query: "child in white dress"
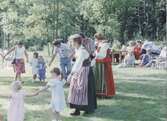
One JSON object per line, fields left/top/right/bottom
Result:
{"left": 37, "top": 67, "right": 66, "bottom": 121}
{"left": 0, "top": 81, "right": 38, "bottom": 121}
{"left": 30, "top": 52, "right": 39, "bottom": 82}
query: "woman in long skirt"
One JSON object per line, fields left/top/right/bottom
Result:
{"left": 67, "top": 34, "right": 96, "bottom": 116}
{"left": 80, "top": 33, "right": 97, "bottom": 113}
{"left": 94, "top": 33, "right": 115, "bottom": 97}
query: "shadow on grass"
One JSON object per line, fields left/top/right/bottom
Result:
{"left": 92, "top": 103, "right": 166, "bottom": 121}
{"left": 24, "top": 97, "right": 166, "bottom": 121}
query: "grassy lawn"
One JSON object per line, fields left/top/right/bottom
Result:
{"left": 0, "top": 66, "right": 166, "bottom": 121}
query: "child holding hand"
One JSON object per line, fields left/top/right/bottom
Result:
{"left": 37, "top": 67, "right": 66, "bottom": 121}
{"left": 30, "top": 52, "right": 39, "bottom": 82}
{"left": 0, "top": 81, "right": 39, "bottom": 121}
{"left": 38, "top": 56, "right": 46, "bottom": 82}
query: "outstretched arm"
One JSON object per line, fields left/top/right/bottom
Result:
{"left": 49, "top": 54, "right": 56, "bottom": 66}
{"left": 4, "top": 47, "right": 15, "bottom": 58}
{"left": 36, "top": 85, "right": 50, "bottom": 94}
{"left": 25, "top": 85, "right": 49, "bottom": 97}
{"left": 25, "top": 92, "right": 39, "bottom": 97}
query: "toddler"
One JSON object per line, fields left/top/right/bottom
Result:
{"left": 38, "top": 67, "right": 66, "bottom": 121}
{"left": 38, "top": 56, "right": 46, "bottom": 82}
{"left": 30, "top": 52, "right": 39, "bottom": 82}
{"left": 6, "top": 81, "right": 38, "bottom": 121}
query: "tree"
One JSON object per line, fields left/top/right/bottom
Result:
{"left": 0, "top": 0, "right": 166, "bottom": 49}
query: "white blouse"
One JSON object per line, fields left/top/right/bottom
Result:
{"left": 15, "top": 46, "right": 25, "bottom": 59}
{"left": 96, "top": 42, "right": 110, "bottom": 59}
{"left": 71, "top": 45, "right": 89, "bottom": 73}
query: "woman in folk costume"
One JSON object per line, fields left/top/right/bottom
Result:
{"left": 80, "top": 33, "right": 97, "bottom": 113}
{"left": 67, "top": 34, "right": 96, "bottom": 116}
{"left": 94, "top": 33, "right": 115, "bottom": 97}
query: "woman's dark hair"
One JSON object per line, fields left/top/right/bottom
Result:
{"left": 51, "top": 67, "right": 63, "bottom": 79}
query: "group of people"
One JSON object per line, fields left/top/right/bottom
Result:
{"left": 0, "top": 32, "right": 116, "bottom": 121}
{"left": 119, "top": 40, "right": 167, "bottom": 69}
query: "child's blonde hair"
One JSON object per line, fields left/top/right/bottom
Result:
{"left": 50, "top": 67, "right": 63, "bottom": 80}
{"left": 11, "top": 81, "right": 22, "bottom": 92}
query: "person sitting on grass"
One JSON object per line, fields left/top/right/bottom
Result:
{"left": 140, "top": 49, "right": 152, "bottom": 67}
{"left": 158, "top": 46, "right": 167, "bottom": 61}
{"left": 38, "top": 55, "right": 46, "bottom": 82}
{"left": 124, "top": 50, "right": 135, "bottom": 66}
{"left": 154, "top": 46, "right": 167, "bottom": 69}
{"left": 30, "top": 52, "right": 39, "bottom": 82}
{"left": 37, "top": 67, "right": 66, "bottom": 121}
{"left": 0, "top": 81, "right": 39, "bottom": 121}
{"left": 118, "top": 49, "right": 135, "bottom": 68}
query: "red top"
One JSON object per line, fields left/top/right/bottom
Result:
{"left": 134, "top": 46, "right": 141, "bottom": 60}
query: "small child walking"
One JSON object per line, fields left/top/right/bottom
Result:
{"left": 38, "top": 56, "right": 46, "bottom": 82}
{"left": 5, "top": 81, "right": 38, "bottom": 121}
{"left": 140, "top": 49, "right": 152, "bottom": 67}
{"left": 30, "top": 52, "right": 39, "bottom": 82}
{"left": 37, "top": 67, "right": 66, "bottom": 121}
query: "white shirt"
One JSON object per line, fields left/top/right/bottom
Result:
{"left": 96, "top": 42, "right": 110, "bottom": 59}
{"left": 47, "top": 78, "right": 65, "bottom": 112}
{"left": 15, "top": 46, "right": 25, "bottom": 59}
{"left": 160, "top": 47, "right": 167, "bottom": 58}
{"left": 72, "top": 45, "right": 89, "bottom": 73}
{"left": 30, "top": 58, "right": 38, "bottom": 74}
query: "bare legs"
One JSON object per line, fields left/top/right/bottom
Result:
{"left": 15, "top": 73, "right": 21, "bottom": 81}
{"left": 48, "top": 108, "right": 62, "bottom": 121}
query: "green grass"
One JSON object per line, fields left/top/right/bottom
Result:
{"left": 0, "top": 66, "right": 167, "bottom": 121}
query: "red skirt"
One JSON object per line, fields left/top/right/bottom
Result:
{"left": 15, "top": 59, "right": 25, "bottom": 75}
{"left": 95, "top": 57, "right": 116, "bottom": 97}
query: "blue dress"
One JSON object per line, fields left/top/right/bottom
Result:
{"left": 38, "top": 62, "right": 46, "bottom": 81}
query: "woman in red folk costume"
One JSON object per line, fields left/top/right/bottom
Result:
{"left": 94, "top": 33, "right": 115, "bottom": 97}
